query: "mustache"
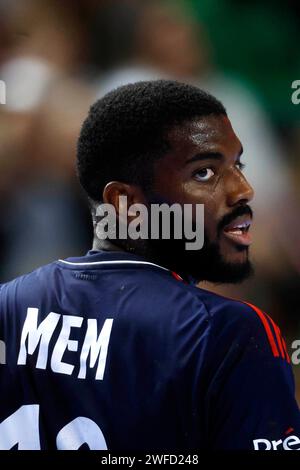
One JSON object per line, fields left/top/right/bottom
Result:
{"left": 217, "top": 205, "right": 253, "bottom": 236}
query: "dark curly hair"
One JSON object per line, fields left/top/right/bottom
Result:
{"left": 77, "top": 80, "right": 226, "bottom": 202}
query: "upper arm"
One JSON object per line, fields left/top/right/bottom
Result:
{"left": 206, "top": 301, "right": 300, "bottom": 450}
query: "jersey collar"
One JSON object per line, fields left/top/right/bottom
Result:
{"left": 58, "top": 249, "right": 184, "bottom": 282}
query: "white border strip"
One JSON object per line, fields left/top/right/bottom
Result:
{"left": 58, "top": 259, "right": 169, "bottom": 272}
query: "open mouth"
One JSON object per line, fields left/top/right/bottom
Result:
{"left": 223, "top": 216, "right": 252, "bottom": 246}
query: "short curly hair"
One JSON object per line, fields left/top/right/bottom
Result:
{"left": 77, "top": 80, "right": 226, "bottom": 202}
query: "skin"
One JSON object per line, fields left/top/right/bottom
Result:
{"left": 93, "top": 114, "right": 254, "bottom": 282}
{"left": 151, "top": 115, "right": 254, "bottom": 266}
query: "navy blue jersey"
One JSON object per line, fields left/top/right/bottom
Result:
{"left": 0, "top": 249, "right": 299, "bottom": 450}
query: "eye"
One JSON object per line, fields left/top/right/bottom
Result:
{"left": 236, "top": 161, "right": 246, "bottom": 171}
{"left": 194, "top": 168, "right": 215, "bottom": 182}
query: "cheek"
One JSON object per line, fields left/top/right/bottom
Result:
{"left": 180, "top": 183, "right": 222, "bottom": 239}
{"left": 203, "top": 205, "right": 218, "bottom": 239}
{"left": 152, "top": 171, "right": 183, "bottom": 202}
{"left": 202, "top": 185, "right": 227, "bottom": 239}
{"left": 192, "top": 191, "right": 219, "bottom": 239}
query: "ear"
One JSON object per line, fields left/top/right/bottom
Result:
{"left": 102, "top": 181, "right": 147, "bottom": 222}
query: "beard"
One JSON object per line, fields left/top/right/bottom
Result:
{"left": 134, "top": 234, "right": 254, "bottom": 284}
{"left": 108, "top": 232, "right": 253, "bottom": 284}
{"left": 108, "top": 194, "right": 254, "bottom": 284}
{"left": 121, "top": 201, "right": 254, "bottom": 284}
{"left": 185, "top": 237, "right": 253, "bottom": 284}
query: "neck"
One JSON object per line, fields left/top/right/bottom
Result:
{"left": 92, "top": 237, "right": 194, "bottom": 282}
{"left": 92, "top": 238, "right": 125, "bottom": 252}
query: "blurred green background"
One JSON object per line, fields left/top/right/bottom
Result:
{"left": 0, "top": 0, "right": 300, "bottom": 396}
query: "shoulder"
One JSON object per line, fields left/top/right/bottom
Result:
{"left": 0, "top": 261, "right": 60, "bottom": 306}
{"left": 197, "top": 288, "right": 290, "bottom": 364}
{"left": 174, "top": 283, "right": 290, "bottom": 363}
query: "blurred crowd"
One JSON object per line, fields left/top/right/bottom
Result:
{"left": 0, "top": 0, "right": 300, "bottom": 389}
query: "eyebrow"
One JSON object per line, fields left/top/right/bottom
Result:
{"left": 185, "top": 146, "right": 243, "bottom": 165}
{"left": 185, "top": 152, "right": 223, "bottom": 165}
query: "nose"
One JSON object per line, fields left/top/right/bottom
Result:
{"left": 225, "top": 169, "right": 254, "bottom": 207}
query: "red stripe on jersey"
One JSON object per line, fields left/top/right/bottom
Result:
{"left": 285, "top": 427, "right": 294, "bottom": 435}
{"left": 265, "top": 313, "right": 285, "bottom": 359}
{"left": 244, "top": 302, "right": 280, "bottom": 358}
{"left": 171, "top": 271, "right": 183, "bottom": 282}
{"left": 264, "top": 312, "right": 289, "bottom": 361}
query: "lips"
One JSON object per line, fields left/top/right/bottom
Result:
{"left": 223, "top": 215, "right": 252, "bottom": 246}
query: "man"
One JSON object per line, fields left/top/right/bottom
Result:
{"left": 0, "top": 80, "right": 299, "bottom": 450}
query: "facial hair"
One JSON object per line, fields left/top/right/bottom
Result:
{"left": 129, "top": 203, "right": 254, "bottom": 284}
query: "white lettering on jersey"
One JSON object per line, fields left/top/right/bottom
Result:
{"left": 79, "top": 318, "right": 114, "bottom": 380}
{"left": 0, "top": 405, "right": 108, "bottom": 450}
{"left": 17, "top": 308, "right": 114, "bottom": 380}
{"left": 56, "top": 416, "right": 107, "bottom": 450}
{"left": 17, "top": 308, "right": 60, "bottom": 369}
{"left": 0, "top": 405, "right": 41, "bottom": 450}
{"left": 51, "top": 315, "right": 83, "bottom": 375}
{"left": 253, "top": 435, "right": 300, "bottom": 450}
